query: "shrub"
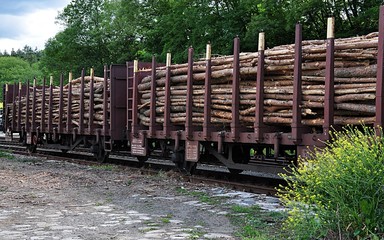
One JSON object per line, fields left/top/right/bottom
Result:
{"left": 278, "top": 126, "right": 384, "bottom": 239}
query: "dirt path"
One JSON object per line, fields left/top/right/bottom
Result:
{"left": 0, "top": 154, "right": 283, "bottom": 240}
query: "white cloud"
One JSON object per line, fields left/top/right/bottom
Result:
{"left": 0, "top": 0, "right": 70, "bottom": 53}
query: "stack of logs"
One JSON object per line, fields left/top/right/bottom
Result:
{"left": 138, "top": 32, "right": 379, "bottom": 129}
{"left": 8, "top": 76, "right": 107, "bottom": 129}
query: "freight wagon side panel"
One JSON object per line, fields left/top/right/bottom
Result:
{"left": 110, "top": 65, "right": 128, "bottom": 141}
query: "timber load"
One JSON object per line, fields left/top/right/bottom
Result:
{"left": 8, "top": 76, "right": 106, "bottom": 129}
{"left": 137, "top": 32, "right": 379, "bottom": 129}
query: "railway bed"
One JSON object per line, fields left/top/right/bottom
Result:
{"left": 0, "top": 139, "right": 283, "bottom": 195}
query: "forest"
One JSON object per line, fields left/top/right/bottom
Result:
{"left": 1, "top": 0, "right": 383, "bottom": 94}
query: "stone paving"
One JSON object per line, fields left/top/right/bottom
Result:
{"left": 0, "top": 155, "right": 284, "bottom": 240}
{"left": 0, "top": 195, "right": 238, "bottom": 240}
{"left": 0, "top": 204, "right": 234, "bottom": 239}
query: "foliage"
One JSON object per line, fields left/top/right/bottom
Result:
{"left": 229, "top": 205, "right": 286, "bottom": 239}
{"left": 0, "top": 56, "right": 44, "bottom": 99}
{"left": 141, "top": 0, "right": 255, "bottom": 62}
{"left": 40, "top": 0, "right": 112, "bottom": 80}
{"left": 2, "top": 0, "right": 384, "bottom": 86}
{"left": 40, "top": 0, "right": 384, "bottom": 76}
{"left": 0, "top": 150, "right": 14, "bottom": 159}
{"left": 278, "top": 126, "right": 384, "bottom": 239}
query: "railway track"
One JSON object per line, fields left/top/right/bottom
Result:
{"left": 0, "top": 138, "right": 284, "bottom": 195}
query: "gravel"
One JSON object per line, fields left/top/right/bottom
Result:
{"left": 0, "top": 154, "right": 284, "bottom": 240}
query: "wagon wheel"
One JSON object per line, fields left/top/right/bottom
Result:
{"left": 93, "top": 142, "right": 109, "bottom": 163}
{"left": 27, "top": 144, "right": 37, "bottom": 154}
{"left": 27, "top": 135, "right": 38, "bottom": 154}
{"left": 136, "top": 156, "right": 148, "bottom": 166}
{"left": 183, "top": 161, "right": 197, "bottom": 175}
{"left": 171, "top": 150, "right": 197, "bottom": 175}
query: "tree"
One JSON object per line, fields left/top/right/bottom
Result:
{"left": 105, "top": 0, "right": 144, "bottom": 62}
{"left": 0, "top": 57, "right": 44, "bottom": 100}
{"left": 39, "top": 0, "right": 384, "bottom": 77}
{"left": 140, "top": 0, "right": 255, "bottom": 63}
{"left": 282, "top": 0, "right": 384, "bottom": 40}
{"left": 244, "top": 0, "right": 292, "bottom": 49}
{"left": 40, "top": 0, "right": 112, "bottom": 78}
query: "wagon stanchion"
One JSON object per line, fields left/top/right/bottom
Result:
{"left": 11, "top": 83, "right": 17, "bottom": 132}
{"left": 48, "top": 77, "right": 53, "bottom": 133}
{"left": 31, "top": 78, "right": 36, "bottom": 132}
{"left": 231, "top": 37, "right": 241, "bottom": 141}
{"left": 292, "top": 24, "right": 304, "bottom": 143}
{"left": 58, "top": 74, "right": 64, "bottom": 134}
{"left": 255, "top": 32, "right": 266, "bottom": 142}
{"left": 323, "top": 17, "right": 335, "bottom": 139}
{"left": 4, "top": 84, "right": 8, "bottom": 132}
{"left": 17, "top": 82, "right": 22, "bottom": 132}
{"left": 149, "top": 56, "right": 158, "bottom": 137}
{"left": 203, "top": 43, "right": 212, "bottom": 140}
{"left": 25, "top": 79, "right": 30, "bottom": 133}
{"left": 375, "top": 5, "right": 384, "bottom": 131}
{"left": 66, "top": 72, "right": 73, "bottom": 133}
{"left": 88, "top": 68, "right": 95, "bottom": 133}
{"left": 186, "top": 47, "right": 194, "bottom": 139}
{"left": 40, "top": 78, "right": 46, "bottom": 132}
{"left": 163, "top": 53, "right": 172, "bottom": 138}
{"left": 79, "top": 70, "right": 85, "bottom": 134}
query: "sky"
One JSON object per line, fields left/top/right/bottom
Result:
{"left": 0, "top": 0, "right": 71, "bottom": 53}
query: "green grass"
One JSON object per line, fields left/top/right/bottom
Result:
{"left": 187, "top": 228, "right": 206, "bottom": 240}
{"left": 0, "top": 150, "right": 15, "bottom": 159}
{"left": 175, "top": 187, "right": 222, "bottom": 205}
{"left": 0, "top": 150, "right": 14, "bottom": 159}
{"left": 151, "top": 170, "right": 167, "bottom": 180}
{"left": 175, "top": 187, "right": 286, "bottom": 239}
{"left": 160, "top": 213, "right": 173, "bottom": 224}
{"left": 229, "top": 205, "right": 287, "bottom": 239}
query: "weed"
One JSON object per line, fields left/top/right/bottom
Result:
{"left": 125, "top": 180, "right": 133, "bottom": 186}
{"left": 144, "top": 220, "right": 160, "bottom": 227}
{"left": 278, "top": 126, "right": 384, "bottom": 239}
{"left": 176, "top": 187, "right": 222, "bottom": 205}
{"left": 176, "top": 186, "right": 188, "bottom": 194}
{"left": 228, "top": 205, "right": 286, "bottom": 239}
{"left": 188, "top": 228, "right": 205, "bottom": 240}
{"left": 152, "top": 170, "right": 167, "bottom": 180}
{"left": 160, "top": 213, "right": 173, "bottom": 224}
{"left": 160, "top": 217, "right": 170, "bottom": 223}
{"left": 0, "top": 151, "right": 14, "bottom": 159}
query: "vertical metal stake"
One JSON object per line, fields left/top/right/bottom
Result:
{"left": 203, "top": 43, "right": 212, "bottom": 140}
{"left": 323, "top": 17, "right": 335, "bottom": 139}
{"left": 186, "top": 47, "right": 194, "bottom": 139}
{"left": 149, "top": 56, "right": 157, "bottom": 137}
{"left": 292, "top": 24, "right": 303, "bottom": 143}
{"left": 375, "top": 6, "right": 384, "bottom": 131}
{"left": 231, "top": 37, "right": 240, "bottom": 141}
{"left": 255, "top": 32, "right": 266, "bottom": 141}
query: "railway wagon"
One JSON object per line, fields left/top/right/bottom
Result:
{"left": 3, "top": 63, "right": 150, "bottom": 162}
{"left": 3, "top": 7, "right": 384, "bottom": 175}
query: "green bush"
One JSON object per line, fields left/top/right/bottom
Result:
{"left": 278, "top": 126, "right": 384, "bottom": 239}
